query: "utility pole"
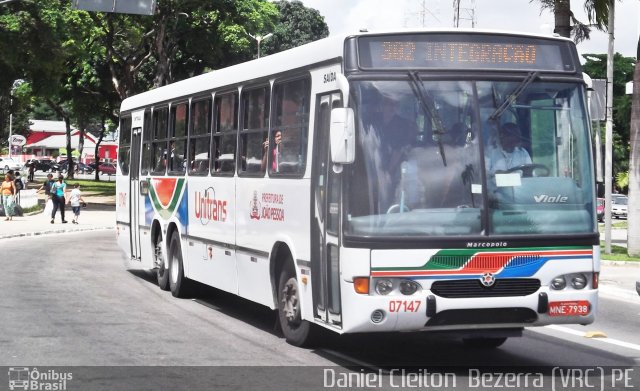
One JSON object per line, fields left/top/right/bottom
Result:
{"left": 453, "top": 0, "right": 476, "bottom": 28}
{"left": 603, "top": 0, "right": 615, "bottom": 254}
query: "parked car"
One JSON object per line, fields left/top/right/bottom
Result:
{"left": 98, "top": 163, "right": 116, "bottom": 175}
{"left": 0, "top": 157, "right": 24, "bottom": 172}
{"left": 611, "top": 195, "right": 628, "bottom": 219}
{"left": 52, "top": 160, "right": 94, "bottom": 174}
{"left": 596, "top": 198, "right": 605, "bottom": 222}
{"left": 26, "top": 159, "right": 55, "bottom": 172}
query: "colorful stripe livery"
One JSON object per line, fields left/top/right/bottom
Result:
{"left": 371, "top": 247, "right": 593, "bottom": 280}
{"left": 145, "top": 178, "right": 189, "bottom": 231}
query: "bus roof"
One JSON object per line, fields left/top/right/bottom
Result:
{"left": 119, "top": 28, "right": 572, "bottom": 113}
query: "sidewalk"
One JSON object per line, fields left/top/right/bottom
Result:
{"left": 0, "top": 196, "right": 115, "bottom": 240}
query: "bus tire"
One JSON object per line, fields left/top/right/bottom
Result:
{"left": 168, "top": 231, "right": 193, "bottom": 298}
{"left": 277, "top": 264, "right": 315, "bottom": 347}
{"left": 462, "top": 337, "right": 507, "bottom": 349}
{"left": 155, "top": 231, "right": 170, "bottom": 291}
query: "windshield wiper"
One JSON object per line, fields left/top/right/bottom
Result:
{"left": 408, "top": 71, "right": 447, "bottom": 166}
{"left": 489, "top": 71, "right": 539, "bottom": 121}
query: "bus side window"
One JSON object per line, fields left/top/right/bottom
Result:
{"left": 151, "top": 107, "right": 169, "bottom": 175}
{"left": 188, "top": 97, "right": 212, "bottom": 176}
{"left": 239, "top": 86, "right": 270, "bottom": 175}
{"left": 213, "top": 92, "right": 238, "bottom": 175}
{"left": 270, "top": 76, "right": 310, "bottom": 176}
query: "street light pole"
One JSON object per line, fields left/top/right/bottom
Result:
{"left": 7, "top": 79, "right": 24, "bottom": 158}
{"left": 247, "top": 32, "right": 273, "bottom": 58}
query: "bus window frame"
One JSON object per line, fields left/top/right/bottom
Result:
{"left": 167, "top": 101, "right": 189, "bottom": 176}
{"left": 118, "top": 115, "right": 132, "bottom": 176}
{"left": 238, "top": 84, "right": 271, "bottom": 177}
{"left": 212, "top": 90, "right": 239, "bottom": 176}
{"left": 150, "top": 106, "right": 169, "bottom": 176}
{"left": 269, "top": 75, "right": 311, "bottom": 179}
{"left": 187, "top": 95, "right": 213, "bottom": 177}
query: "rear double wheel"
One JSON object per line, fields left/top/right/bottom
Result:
{"left": 168, "top": 231, "right": 193, "bottom": 298}
{"left": 154, "top": 231, "right": 170, "bottom": 291}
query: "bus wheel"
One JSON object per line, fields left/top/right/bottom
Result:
{"left": 462, "top": 337, "right": 507, "bottom": 349}
{"left": 155, "top": 232, "right": 170, "bottom": 291}
{"left": 277, "top": 264, "right": 315, "bottom": 347}
{"left": 168, "top": 231, "right": 193, "bottom": 298}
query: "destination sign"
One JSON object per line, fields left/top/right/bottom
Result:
{"left": 358, "top": 34, "right": 575, "bottom": 72}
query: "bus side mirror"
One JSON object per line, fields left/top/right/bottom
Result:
{"left": 330, "top": 107, "right": 355, "bottom": 164}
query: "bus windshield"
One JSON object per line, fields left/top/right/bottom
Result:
{"left": 345, "top": 78, "right": 595, "bottom": 238}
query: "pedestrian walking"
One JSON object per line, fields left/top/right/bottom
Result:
{"left": 38, "top": 173, "right": 56, "bottom": 217}
{"left": 28, "top": 162, "right": 35, "bottom": 182}
{"left": 68, "top": 183, "right": 86, "bottom": 224}
{"left": 50, "top": 175, "right": 68, "bottom": 224}
{"left": 1, "top": 172, "right": 17, "bottom": 221}
{"left": 13, "top": 171, "right": 25, "bottom": 205}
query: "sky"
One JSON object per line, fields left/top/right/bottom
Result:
{"left": 299, "top": 0, "right": 639, "bottom": 59}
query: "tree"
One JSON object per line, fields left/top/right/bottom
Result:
{"left": 582, "top": 53, "right": 634, "bottom": 180}
{"left": 533, "top": 0, "right": 612, "bottom": 42}
{"left": 262, "top": 1, "right": 329, "bottom": 55}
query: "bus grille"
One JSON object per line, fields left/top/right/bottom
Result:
{"left": 430, "top": 278, "right": 541, "bottom": 298}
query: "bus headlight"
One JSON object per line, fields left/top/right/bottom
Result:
{"left": 551, "top": 276, "right": 566, "bottom": 290}
{"left": 399, "top": 280, "right": 421, "bottom": 295}
{"left": 375, "top": 279, "right": 393, "bottom": 295}
{"left": 570, "top": 274, "right": 588, "bottom": 289}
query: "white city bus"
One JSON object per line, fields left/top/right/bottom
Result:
{"left": 116, "top": 29, "right": 599, "bottom": 348}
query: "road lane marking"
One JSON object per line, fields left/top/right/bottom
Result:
{"left": 542, "top": 324, "right": 640, "bottom": 352}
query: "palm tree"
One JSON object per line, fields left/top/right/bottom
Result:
{"left": 533, "top": 0, "right": 611, "bottom": 42}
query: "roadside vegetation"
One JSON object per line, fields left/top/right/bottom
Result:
{"left": 600, "top": 242, "right": 640, "bottom": 262}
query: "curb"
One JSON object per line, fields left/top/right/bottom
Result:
{"left": 0, "top": 226, "right": 114, "bottom": 240}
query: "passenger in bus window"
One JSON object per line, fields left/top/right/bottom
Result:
{"left": 261, "top": 129, "right": 282, "bottom": 172}
{"left": 485, "top": 122, "right": 531, "bottom": 175}
{"left": 168, "top": 141, "right": 184, "bottom": 171}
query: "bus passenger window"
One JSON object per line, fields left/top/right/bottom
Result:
{"left": 213, "top": 92, "right": 238, "bottom": 175}
{"left": 239, "top": 86, "right": 270, "bottom": 176}
{"left": 270, "top": 76, "right": 310, "bottom": 176}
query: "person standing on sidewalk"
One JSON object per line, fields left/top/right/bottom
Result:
{"left": 50, "top": 175, "right": 68, "bottom": 224}
{"left": 67, "top": 183, "right": 86, "bottom": 224}
{"left": 1, "top": 172, "right": 17, "bottom": 221}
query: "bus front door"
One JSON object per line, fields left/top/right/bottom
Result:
{"left": 130, "top": 126, "right": 142, "bottom": 260}
{"left": 311, "top": 93, "right": 343, "bottom": 327}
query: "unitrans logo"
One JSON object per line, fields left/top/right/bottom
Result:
{"left": 194, "top": 187, "right": 227, "bottom": 224}
{"left": 8, "top": 367, "right": 73, "bottom": 390}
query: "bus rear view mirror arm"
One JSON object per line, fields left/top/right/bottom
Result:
{"left": 330, "top": 107, "right": 355, "bottom": 165}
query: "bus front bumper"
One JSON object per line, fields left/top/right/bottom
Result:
{"left": 338, "top": 287, "right": 598, "bottom": 334}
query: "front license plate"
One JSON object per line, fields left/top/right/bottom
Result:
{"left": 548, "top": 300, "right": 590, "bottom": 316}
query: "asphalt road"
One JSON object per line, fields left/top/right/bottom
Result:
{"left": 2, "top": 231, "right": 640, "bottom": 390}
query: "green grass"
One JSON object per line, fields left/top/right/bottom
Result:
{"left": 600, "top": 242, "right": 640, "bottom": 261}
{"left": 64, "top": 179, "right": 116, "bottom": 196}
{"left": 22, "top": 204, "right": 43, "bottom": 214}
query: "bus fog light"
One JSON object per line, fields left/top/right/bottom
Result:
{"left": 399, "top": 280, "right": 420, "bottom": 295}
{"left": 551, "top": 276, "right": 566, "bottom": 290}
{"left": 371, "top": 309, "right": 385, "bottom": 323}
{"left": 571, "top": 274, "right": 587, "bottom": 289}
{"left": 375, "top": 280, "right": 393, "bottom": 295}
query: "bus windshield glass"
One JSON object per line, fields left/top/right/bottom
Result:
{"left": 345, "top": 78, "right": 595, "bottom": 237}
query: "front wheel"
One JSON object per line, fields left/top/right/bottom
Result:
{"left": 462, "top": 337, "right": 507, "bottom": 349}
{"left": 277, "top": 264, "right": 316, "bottom": 347}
